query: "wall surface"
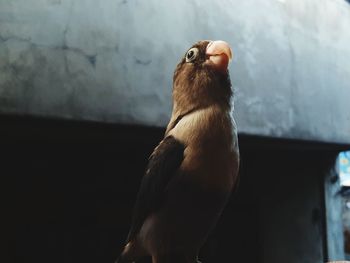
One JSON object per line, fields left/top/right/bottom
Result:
{"left": 325, "top": 162, "right": 345, "bottom": 261}
{"left": 1, "top": 0, "right": 350, "bottom": 144}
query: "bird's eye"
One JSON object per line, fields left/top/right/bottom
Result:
{"left": 185, "top": 48, "right": 199, "bottom": 63}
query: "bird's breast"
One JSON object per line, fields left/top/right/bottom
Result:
{"left": 167, "top": 106, "right": 239, "bottom": 192}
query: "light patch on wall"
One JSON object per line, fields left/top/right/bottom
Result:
{"left": 339, "top": 151, "right": 350, "bottom": 186}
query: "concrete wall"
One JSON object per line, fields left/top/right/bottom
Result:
{"left": 1, "top": 0, "right": 350, "bottom": 144}
{"left": 325, "top": 162, "right": 345, "bottom": 261}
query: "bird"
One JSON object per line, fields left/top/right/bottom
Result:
{"left": 117, "top": 40, "right": 240, "bottom": 263}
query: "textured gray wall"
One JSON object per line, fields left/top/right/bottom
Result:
{"left": 1, "top": 0, "right": 350, "bottom": 144}
{"left": 325, "top": 162, "right": 345, "bottom": 261}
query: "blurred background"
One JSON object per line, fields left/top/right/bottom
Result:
{"left": 1, "top": 0, "right": 350, "bottom": 262}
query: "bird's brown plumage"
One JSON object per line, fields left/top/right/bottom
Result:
{"left": 169, "top": 41, "right": 232, "bottom": 128}
{"left": 118, "top": 40, "right": 239, "bottom": 263}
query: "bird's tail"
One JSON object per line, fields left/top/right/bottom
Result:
{"left": 115, "top": 255, "right": 133, "bottom": 263}
{"left": 116, "top": 240, "right": 144, "bottom": 263}
{"left": 152, "top": 254, "right": 199, "bottom": 263}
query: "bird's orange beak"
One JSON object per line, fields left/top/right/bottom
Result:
{"left": 205, "top": 40, "right": 233, "bottom": 72}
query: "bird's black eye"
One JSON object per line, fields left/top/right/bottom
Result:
{"left": 185, "top": 47, "right": 199, "bottom": 63}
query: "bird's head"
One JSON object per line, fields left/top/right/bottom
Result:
{"left": 172, "top": 40, "right": 233, "bottom": 114}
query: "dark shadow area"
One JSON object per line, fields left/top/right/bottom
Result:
{"left": 2, "top": 114, "right": 348, "bottom": 263}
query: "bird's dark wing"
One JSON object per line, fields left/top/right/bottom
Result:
{"left": 126, "top": 135, "right": 185, "bottom": 242}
